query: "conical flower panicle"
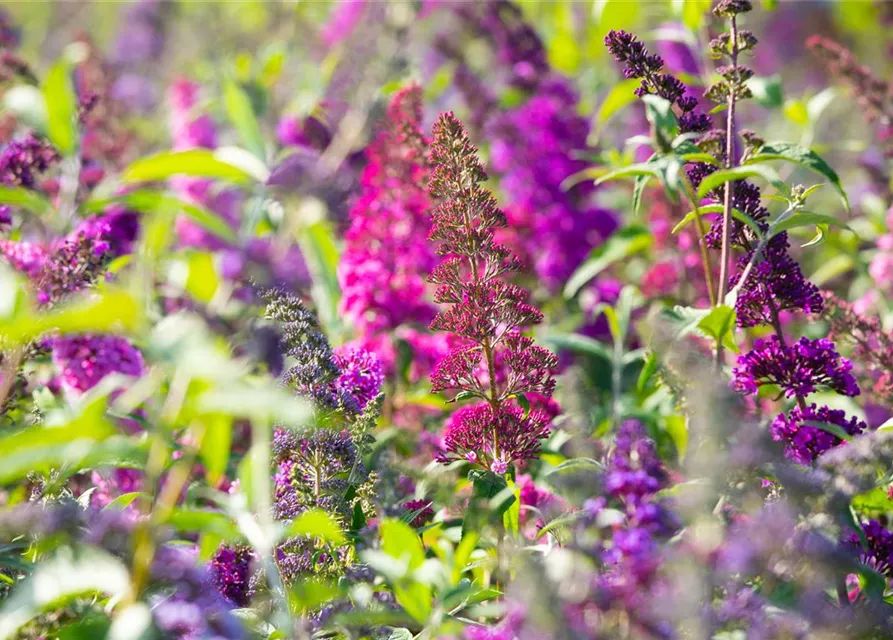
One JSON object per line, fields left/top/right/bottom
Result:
{"left": 426, "top": 112, "right": 557, "bottom": 473}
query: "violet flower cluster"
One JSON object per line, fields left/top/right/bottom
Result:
{"left": 434, "top": 1, "right": 616, "bottom": 291}
{"left": 426, "top": 112, "right": 557, "bottom": 474}
{"left": 606, "top": 6, "right": 863, "bottom": 467}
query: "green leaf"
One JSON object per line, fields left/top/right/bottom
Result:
{"left": 381, "top": 519, "right": 425, "bottom": 569}
{"left": 564, "top": 225, "right": 652, "bottom": 298}
{"left": 103, "top": 492, "right": 144, "bottom": 511}
{"left": 196, "top": 413, "right": 232, "bottom": 487}
{"left": 197, "top": 384, "right": 310, "bottom": 426}
{"left": 658, "top": 305, "right": 710, "bottom": 341}
{"left": 642, "top": 94, "right": 678, "bottom": 148}
{"left": 285, "top": 508, "right": 347, "bottom": 545}
{"left": 0, "top": 286, "right": 142, "bottom": 346}
{"left": 664, "top": 414, "right": 689, "bottom": 460}
{"left": 0, "top": 397, "right": 122, "bottom": 484}
{"left": 696, "top": 304, "right": 738, "bottom": 353}
{"left": 594, "top": 158, "right": 665, "bottom": 187}
{"left": 769, "top": 211, "right": 851, "bottom": 238}
{"left": 696, "top": 164, "right": 788, "bottom": 200}
{"left": 288, "top": 578, "right": 343, "bottom": 615}
{"left": 122, "top": 149, "right": 256, "bottom": 184}
{"left": 0, "top": 186, "right": 53, "bottom": 216}
{"left": 746, "top": 75, "right": 783, "bottom": 108}
{"left": 595, "top": 78, "right": 642, "bottom": 130}
{"left": 182, "top": 251, "right": 220, "bottom": 304}
{"left": 546, "top": 457, "right": 603, "bottom": 476}
{"left": 0, "top": 547, "right": 130, "bottom": 639}
{"left": 747, "top": 142, "right": 849, "bottom": 210}
{"left": 543, "top": 333, "right": 612, "bottom": 362}
{"left": 165, "top": 508, "right": 240, "bottom": 540}
{"left": 42, "top": 60, "right": 78, "bottom": 156}
{"left": 852, "top": 486, "right": 893, "bottom": 513}
{"left": 83, "top": 190, "right": 237, "bottom": 244}
{"left": 296, "top": 219, "right": 341, "bottom": 331}
{"left": 502, "top": 478, "right": 521, "bottom": 538}
{"left": 222, "top": 79, "right": 265, "bottom": 160}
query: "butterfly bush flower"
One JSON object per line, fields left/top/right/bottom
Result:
{"left": 332, "top": 345, "right": 384, "bottom": 413}
{"left": 770, "top": 404, "right": 868, "bottom": 465}
{"left": 210, "top": 544, "right": 255, "bottom": 608}
{"left": 731, "top": 336, "right": 858, "bottom": 398}
{"left": 434, "top": 2, "right": 616, "bottom": 290}
{"left": 337, "top": 85, "right": 437, "bottom": 336}
{"left": 426, "top": 112, "right": 557, "bottom": 474}
{"left": 51, "top": 334, "right": 144, "bottom": 395}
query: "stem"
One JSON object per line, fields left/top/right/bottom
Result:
{"left": 766, "top": 296, "right": 808, "bottom": 412}
{"left": 0, "top": 346, "right": 26, "bottom": 412}
{"left": 682, "top": 177, "right": 717, "bottom": 307}
{"left": 716, "top": 15, "right": 740, "bottom": 368}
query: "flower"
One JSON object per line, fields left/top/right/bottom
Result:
{"left": 771, "top": 403, "right": 868, "bottom": 464}
{"left": 732, "top": 335, "right": 859, "bottom": 398}
{"left": 0, "top": 132, "right": 59, "bottom": 189}
{"left": 842, "top": 519, "right": 893, "bottom": 580}
{"left": 337, "top": 85, "right": 436, "bottom": 335}
{"left": 437, "top": 403, "right": 550, "bottom": 470}
{"left": 427, "top": 112, "right": 557, "bottom": 471}
{"left": 730, "top": 234, "right": 823, "bottom": 328}
{"left": 486, "top": 77, "right": 617, "bottom": 289}
{"left": 51, "top": 334, "right": 144, "bottom": 394}
{"left": 0, "top": 238, "right": 47, "bottom": 277}
{"left": 402, "top": 499, "right": 435, "bottom": 528}
{"left": 210, "top": 545, "right": 255, "bottom": 607}
{"left": 332, "top": 345, "right": 384, "bottom": 413}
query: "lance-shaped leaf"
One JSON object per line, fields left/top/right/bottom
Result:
{"left": 746, "top": 141, "right": 849, "bottom": 210}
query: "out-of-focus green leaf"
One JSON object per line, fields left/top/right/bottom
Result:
{"left": 289, "top": 579, "right": 342, "bottom": 615}
{"left": 0, "top": 547, "right": 130, "bottom": 640}
{"left": 122, "top": 149, "right": 256, "bottom": 184}
{"left": 223, "top": 79, "right": 265, "bottom": 160}
{"left": 595, "top": 79, "right": 641, "bottom": 131}
{"left": 183, "top": 251, "right": 220, "bottom": 304}
{"left": 747, "top": 142, "right": 849, "bottom": 210}
{"left": 769, "top": 211, "right": 851, "bottom": 238}
{"left": 83, "top": 190, "right": 237, "bottom": 244}
{"left": 543, "top": 333, "right": 612, "bottom": 362}
{"left": 196, "top": 413, "right": 232, "bottom": 487}
{"left": 197, "top": 384, "right": 310, "bottom": 426}
{"left": 564, "top": 225, "right": 652, "bottom": 298}
{"left": 285, "top": 508, "right": 347, "bottom": 545}
{"left": 0, "top": 287, "right": 141, "bottom": 346}
{"left": 165, "top": 508, "right": 240, "bottom": 540}
{"left": 42, "top": 60, "right": 77, "bottom": 156}
{"left": 296, "top": 218, "right": 341, "bottom": 330}
{"left": 746, "top": 75, "right": 783, "bottom": 108}
{"left": 0, "top": 186, "right": 53, "bottom": 216}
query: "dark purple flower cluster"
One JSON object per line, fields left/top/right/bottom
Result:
{"left": 487, "top": 78, "right": 617, "bottom": 289}
{"left": 272, "top": 426, "right": 363, "bottom": 521}
{"left": 729, "top": 236, "right": 823, "bottom": 328}
{"left": 402, "top": 499, "right": 435, "bottom": 528}
{"left": 770, "top": 403, "right": 868, "bottom": 465}
{"left": 577, "top": 421, "right": 677, "bottom": 637}
{"left": 34, "top": 232, "right": 113, "bottom": 306}
{"left": 151, "top": 546, "right": 246, "bottom": 640}
{"left": 605, "top": 29, "right": 710, "bottom": 134}
{"left": 843, "top": 519, "right": 893, "bottom": 579}
{"left": 210, "top": 544, "right": 255, "bottom": 608}
{"left": 0, "top": 132, "right": 58, "bottom": 189}
{"left": 732, "top": 336, "right": 859, "bottom": 398}
{"left": 427, "top": 112, "right": 557, "bottom": 473}
{"left": 332, "top": 346, "right": 384, "bottom": 414}
{"left": 51, "top": 334, "right": 144, "bottom": 395}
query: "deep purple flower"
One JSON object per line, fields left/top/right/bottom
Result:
{"left": 210, "top": 544, "right": 255, "bottom": 607}
{"left": 730, "top": 234, "right": 823, "bottom": 328}
{"left": 0, "top": 132, "right": 59, "bottom": 189}
{"left": 771, "top": 403, "right": 868, "bottom": 464}
{"left": 732, "top": 335, "right": 859, "bottom": 398}
{"left": 402, "top": 499, "right": 435, "bottom": 528}
{"left": 51, "top": 334, "right": 144, "bottom": 394}
{"left": 332, "top": 345, "right": 383, "bottom": 413}
{"left": 842, "top": 519, "right": 893, "bottom": 579}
